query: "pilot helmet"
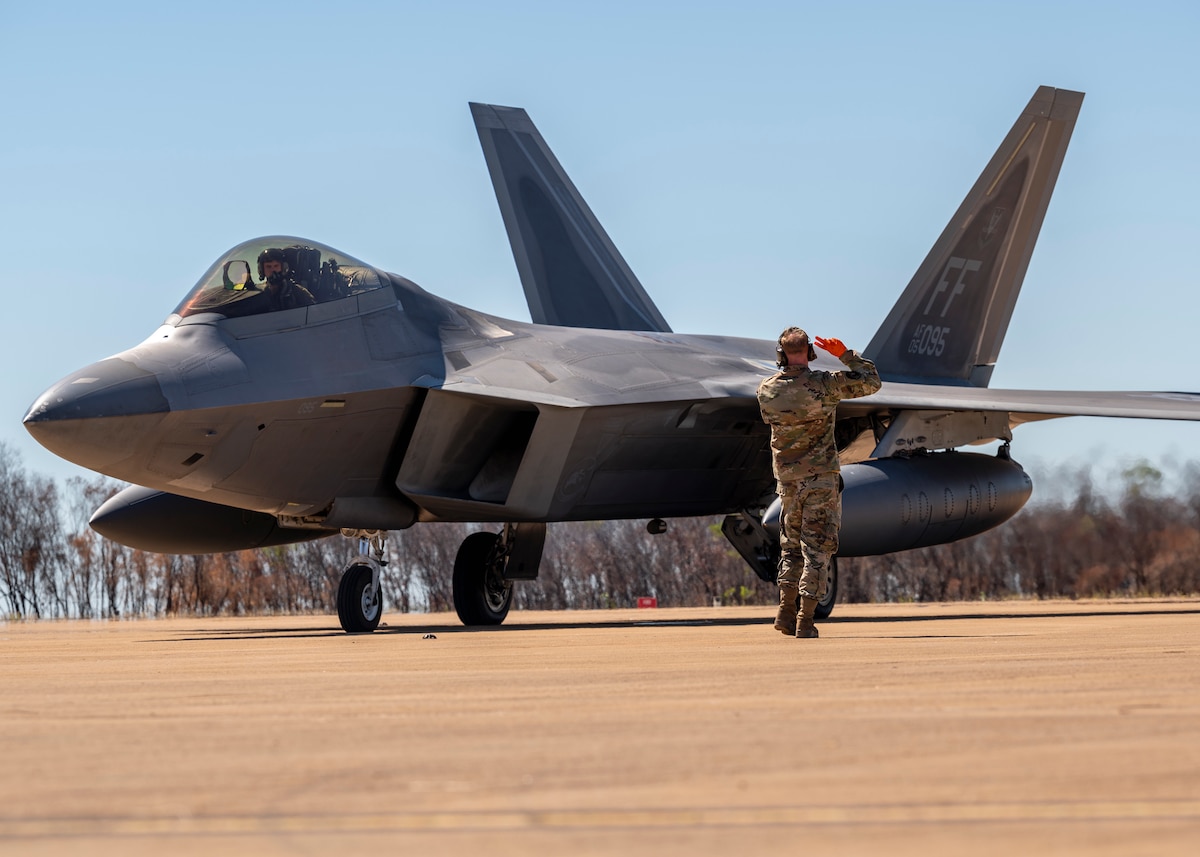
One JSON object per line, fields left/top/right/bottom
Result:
{"left": 257, "top": 247, "right": 288, "bottom": 280}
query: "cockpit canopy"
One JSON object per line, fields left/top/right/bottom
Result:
{"left": 174, "top": 236, "right": 386, "bottom": 319}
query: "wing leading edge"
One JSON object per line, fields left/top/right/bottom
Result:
{"left": 843, "top": 386, "right": 1200, "bottom": 423}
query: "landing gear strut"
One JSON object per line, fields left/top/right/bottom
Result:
{"left": 452, "top": 522, "right": 545, "bottom": 626}
{"left": 337, "top": 530, "right": 386, "bottom": 633}
{"left": 721, "top": 504, "right": 840, "bottom": 620}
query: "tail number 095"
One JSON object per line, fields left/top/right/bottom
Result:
{"left": 908, "top": 324, "right": 949, "bottom": 356}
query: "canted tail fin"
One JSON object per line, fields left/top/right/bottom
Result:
{"left": 470, "top": 102, "right": 672, "bottom": 332}
{"left": 864, "top": 86, "right": 1083, "bottom": 387}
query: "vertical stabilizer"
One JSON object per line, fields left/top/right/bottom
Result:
{"left": 864, "top": 86, "right": 1083, "bottom": 386}
{"left": 471, "top": 102, "right": 672, "bottom": 332}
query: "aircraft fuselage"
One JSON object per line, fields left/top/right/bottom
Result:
{"left": 25, "top": 262, "right": 781, "bottom": 531}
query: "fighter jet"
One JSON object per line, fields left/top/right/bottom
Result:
{"left": 23, "top": 86, "right": 1200, "bottom": 632}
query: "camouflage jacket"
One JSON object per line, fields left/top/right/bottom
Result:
{"left": 756, "top": 350, "right": 881, "bottom": 483}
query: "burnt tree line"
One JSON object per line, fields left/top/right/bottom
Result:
{"left": 3, "top": 442, "right": 1199, "bottom": 620}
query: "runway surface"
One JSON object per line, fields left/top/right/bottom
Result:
{"left": 2, "top": 600, "right": 1199, "bottom": 855}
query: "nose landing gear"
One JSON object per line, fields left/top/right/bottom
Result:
{"left": 336, "top": 530, "right": 387, "bottom": 633}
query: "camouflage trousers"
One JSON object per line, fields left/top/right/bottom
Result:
{"left": 777, "top": 472, "right": 841, "bottom": 600}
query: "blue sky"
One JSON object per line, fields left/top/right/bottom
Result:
{"left": 2, "top": 0, "right": 1198, "bottom": 494}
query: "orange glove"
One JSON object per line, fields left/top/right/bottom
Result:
{"left": 814, "top": 336, "right": 847, "bottom": 358}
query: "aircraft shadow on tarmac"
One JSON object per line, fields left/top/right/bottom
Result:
{"left": 159, "top": 605, "right": 1200, "bottom": 642}
{"left": 164, "top": 615, "right": 766, "bottom": 641}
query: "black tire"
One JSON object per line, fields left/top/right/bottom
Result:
{"left": 815, "top": 556, "right": 838, "bottom": 620}
{"left": 337, "top": 559, "right": 383, "bottom": 633}
{"left": 452, "top": 531, "right": 512, "bottom": 626}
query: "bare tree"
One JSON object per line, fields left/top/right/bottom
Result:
{"left": 0, "top": 444, "right": 68, "bottom": 618}
{"left": 8, "top": 450, "right": 1200, "bottom": 621}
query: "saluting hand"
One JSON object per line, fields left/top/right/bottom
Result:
{"left": 814, "top": 336, "right": 847, "bottom": 358}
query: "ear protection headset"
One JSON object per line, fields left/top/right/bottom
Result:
{"left": 776, "top": 327, "right": 817, "bottom": 368}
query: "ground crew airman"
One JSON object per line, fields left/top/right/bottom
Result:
{"left": 757, "top": 327, "right": 881, "bottom": 638}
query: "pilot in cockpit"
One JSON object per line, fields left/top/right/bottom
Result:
{"left": 257, "top": 247, "right": 316, "bottom": 311}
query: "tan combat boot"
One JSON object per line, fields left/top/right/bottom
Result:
{"left": 796, "top": 596, "right": 819, "bottom": 639}
{"left": 774, "top": 585, "right": 799, "bottom": 636}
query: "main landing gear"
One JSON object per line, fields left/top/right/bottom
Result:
{"left": 721, "top": 505, "right": 839, "bottom": 620}
{"left": 336, "top": 530, "right": 386, "bottom": 633}
{"left": 334, "top": 523, "right": 547, "bottom": 633}
{"left": 815, "top": 556, "right": 838, "bottom": 620}
{"left": 452, "top": 522, "right": 545, "bottom": 626}
{"left": 780, "top": 558, "right": 839, "bottom": 621}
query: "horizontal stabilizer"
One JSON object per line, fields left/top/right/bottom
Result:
{"left": 865, "top": 86, "right": 1084, "bottom": 387}
{"left": 471, "top": 102, "right": 672, "bottom": 332}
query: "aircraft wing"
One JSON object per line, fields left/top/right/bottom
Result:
{"left": 835, "top": 382, "right": 1200, "bottom": 459}
{"left": 841, "top": 384, "right": 1200, "bottom": 424}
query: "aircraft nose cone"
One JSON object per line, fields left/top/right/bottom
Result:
{"left": 23, "top": 358, "right": 170, "bottom": 469}
{"left": 24, "top": 358, "right": 169, "bottom": 424}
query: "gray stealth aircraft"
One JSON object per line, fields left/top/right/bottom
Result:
{"left": 23, "top": 87, "right": 1200, "bottom": 631}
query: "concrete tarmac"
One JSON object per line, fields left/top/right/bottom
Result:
{"left": 2, "top": 599, "right": 1199, "bottom": 856}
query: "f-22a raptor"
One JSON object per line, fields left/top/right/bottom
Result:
{"left": 23, "top": 86, "right": 1200, "bottom": 632}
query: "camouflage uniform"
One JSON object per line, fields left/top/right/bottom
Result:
{"left": 757, "top": 346, "right": 881, "bottom": 603}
